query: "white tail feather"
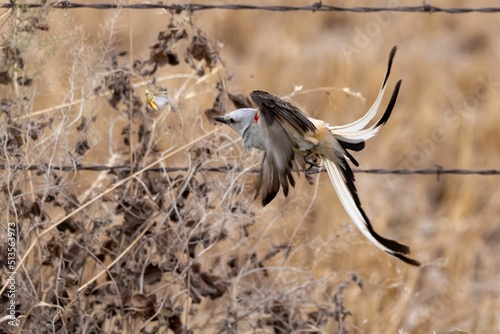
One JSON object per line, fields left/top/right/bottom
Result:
{"left": 329, "top": 121, "right": 384, "bottom": 142}
{"left": 323, "top": 159, "right": 392, "bottom": 255}
{"left": 332, "top": 85, "right": 388, "bottom": 133}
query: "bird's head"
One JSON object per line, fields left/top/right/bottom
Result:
{"left": 214, "top": 108, "right": 258, "bottom": 135}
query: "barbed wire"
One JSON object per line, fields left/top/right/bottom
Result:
{"left": 1, "top": 2, "right": 500, "bottom": 14}
{"left": 1, "top": 164, "right": 498, "bottom": 177}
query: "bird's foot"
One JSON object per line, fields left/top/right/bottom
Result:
{"left": 304, "top": 150, "right": 320, "bottom": 167}
{"left": 304, "top": 148, "right": 319, "bottom": 167}
{"left": 305, "top": 165, "right": 322, "bottom": 185}
{"left": 304, "top": 150, "right": 321, "bottom": 185}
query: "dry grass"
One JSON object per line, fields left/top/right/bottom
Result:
{"left": 1, "top": 0, "right": 499, "bottom": 333}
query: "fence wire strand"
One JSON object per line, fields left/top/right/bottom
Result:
{"left": 1, "top": 164, "right": 498, "bottom": 176}
{"left": 1, "top": 2, "right": 500, "bottom": 14}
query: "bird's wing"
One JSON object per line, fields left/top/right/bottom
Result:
{"left": 250, "top": 90, "right": 317, "bottom": 206}
{"left": 251, "top": 90, "right": 317, "bottom": 135}
{"left": 323, "top": 158, "right": 420, "bottom": 266}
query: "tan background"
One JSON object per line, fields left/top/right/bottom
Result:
{"left": 2, "top": 0, "right": 500, "bottom": 332}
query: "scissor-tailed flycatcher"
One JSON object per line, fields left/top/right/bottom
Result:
{"left": 214, "top": 46, "right": 420, "bottom": 266}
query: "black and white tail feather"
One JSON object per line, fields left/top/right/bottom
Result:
{"left": 324, "top": 46, "right": 420, "bottom": 266}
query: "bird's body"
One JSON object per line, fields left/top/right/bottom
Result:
{"left": 215, "top": 46, "right": 420, "bottom": 266}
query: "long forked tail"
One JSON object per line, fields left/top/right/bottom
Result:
{"left": 328, "top": 46, "right": 402, "bottom": 167}
{"left": 323, "top": 46, "right": 420, "bottom": 265}
{"left": 323, "top": 159, "right": 420, "bottom": 266}
{"left": 331, "top": 45, "right": 399, "bottom": 135}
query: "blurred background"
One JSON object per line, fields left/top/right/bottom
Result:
{"left": 1, "top": 0, "right": 499, "bottom": 333}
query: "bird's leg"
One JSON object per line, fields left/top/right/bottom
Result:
{"left": 304, "top": 149, "right": 321, "bottom": 185}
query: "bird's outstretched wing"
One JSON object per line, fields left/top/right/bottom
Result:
{"left": 250, "top": 90, "right": 317, "bottom": 206}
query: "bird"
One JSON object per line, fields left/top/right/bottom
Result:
{"left": 214, "top": 46, "right": 419, "bottom": 266}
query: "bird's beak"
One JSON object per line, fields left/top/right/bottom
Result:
{"left": 214, "top": 116, "right": 227, "bottom": 124}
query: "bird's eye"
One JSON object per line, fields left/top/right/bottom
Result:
{"left": 229, "top": 118, "right": 236, "bottom": 124}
